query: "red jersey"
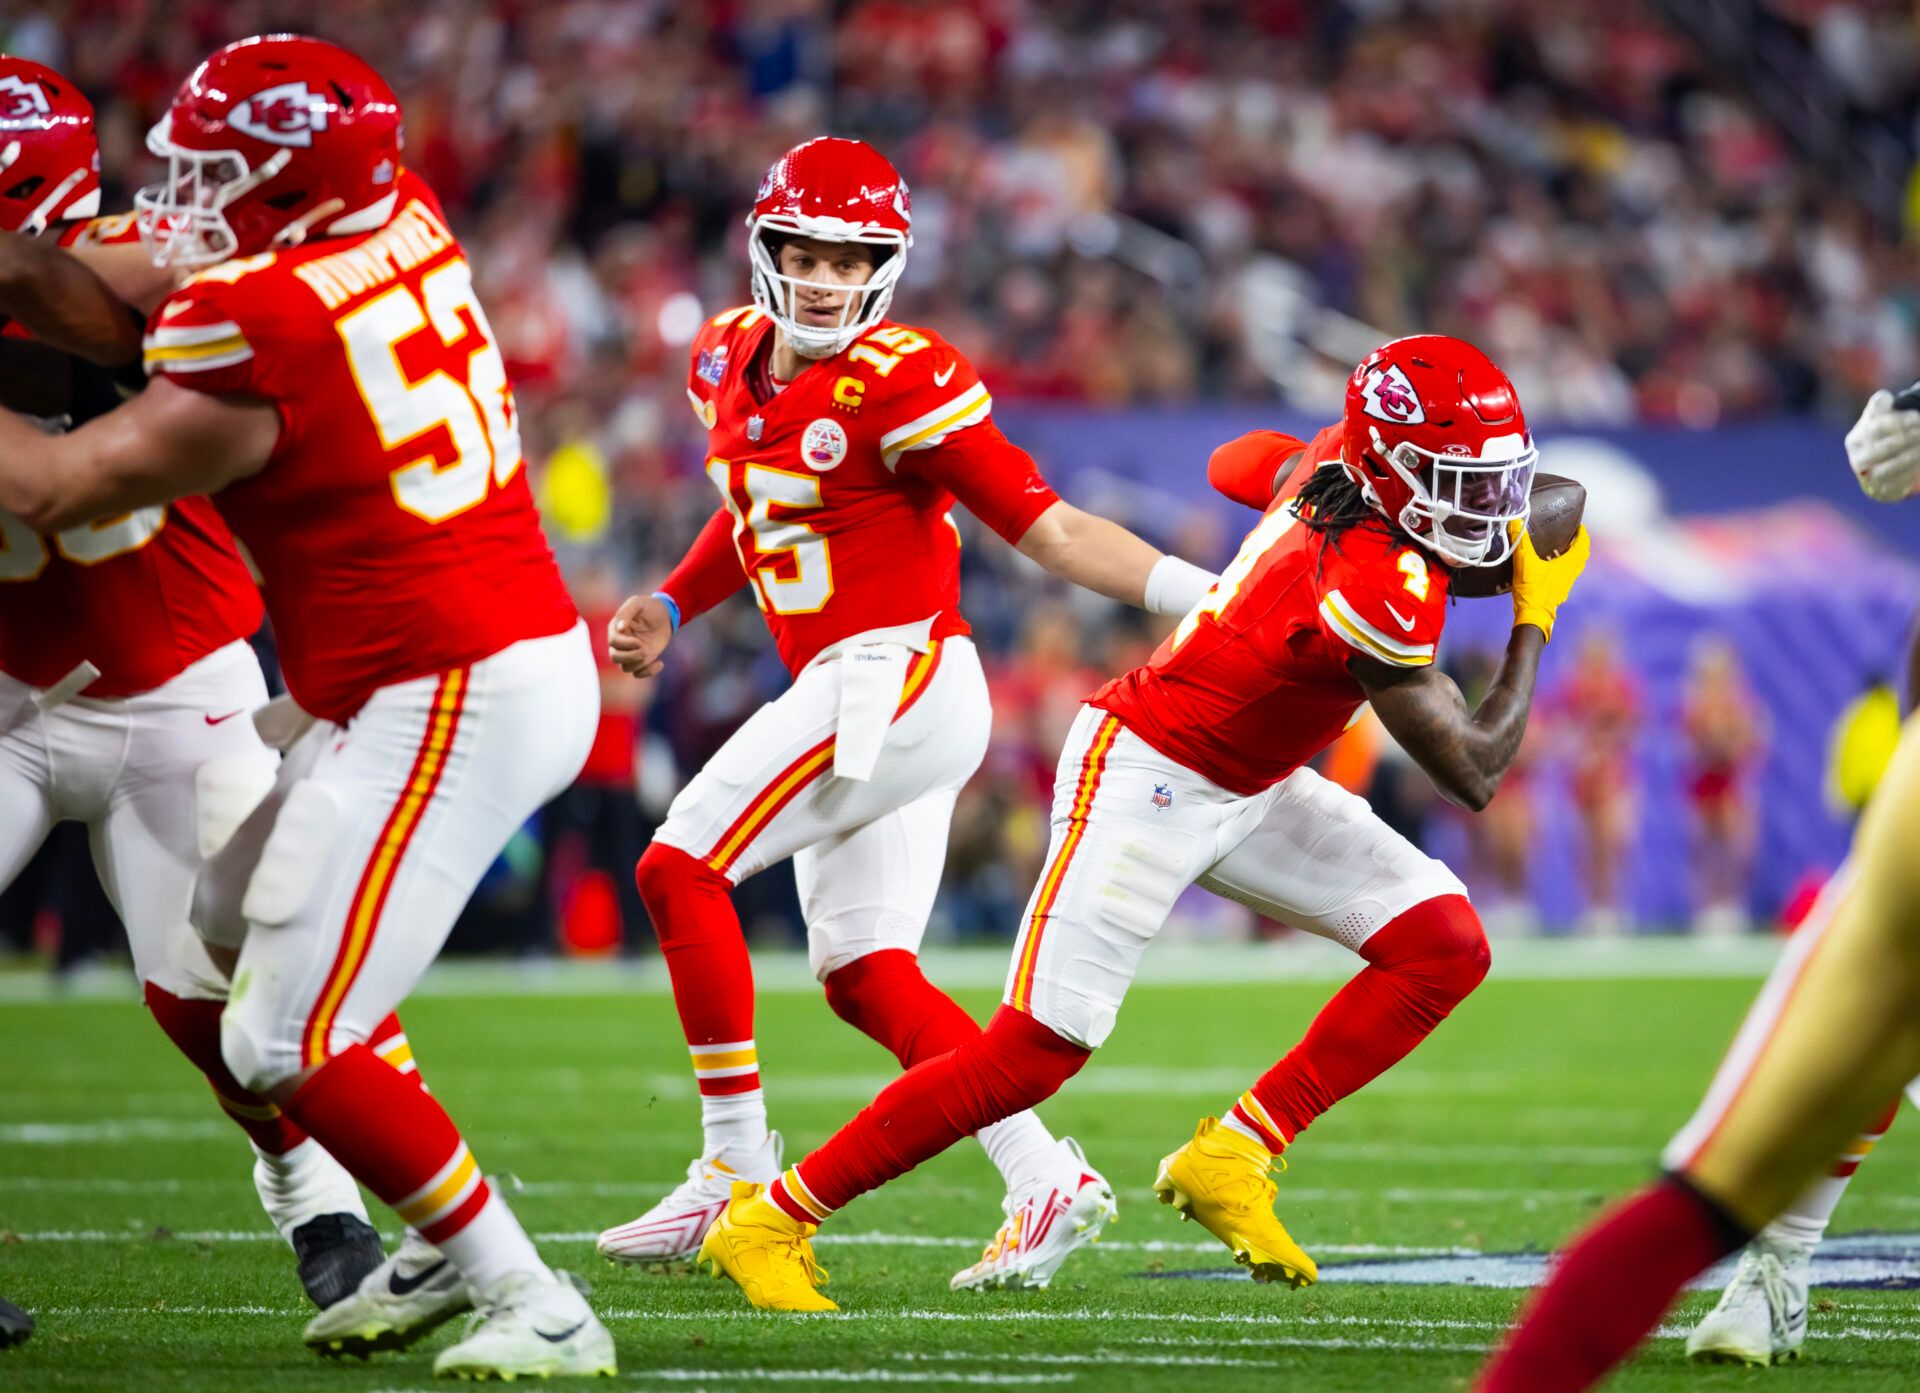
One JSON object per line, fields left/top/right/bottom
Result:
{"left": 144, "top": 172, "right": 577, "bottom": 722}
{"left": 681, "top": 307, "right": 1059, "bottom": 674}
{"left": 0, "top": 213, "right": 263, "bottom": 697}
{"left": 1090, "top": 429, "right": 1449, "bottom": 796}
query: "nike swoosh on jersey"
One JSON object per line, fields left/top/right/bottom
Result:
{"left": 1383, "top": 603, "right": 1418, "bottom": 631}
{"left": 204, "top": 710, "right": 244, "bottom": 725}
{"left": 933, "top": 363, "right": 957, "bottom": 387}
{"left": 387, "top": 1259, "right": 452, "bottom": 1297}
{"left": 535, "top": 1318, "right": 589, "bottom": 1344}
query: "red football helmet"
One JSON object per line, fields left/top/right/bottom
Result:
{"left": 0, "top": 57, "right": 100, "bottom": 235}
{"left": 1341, "top": 335, "right": 1537, "bottom": 568}
{"left": 748, "top": 137, "right": 912, "bottom": 358}
{"left": 136, "top": 34, "right": 403, "bottom": 268}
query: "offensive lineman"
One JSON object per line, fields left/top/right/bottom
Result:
{"left": 695, "top": 337, "right": 1591, "bottom": 1311}
{"left": 1475, "top": 390, "right": 1920, "bottom": 1392}
{"left": 595, "top": 137, "right": 1221, "bottom": 1289}
{"left": 0, "top": 55, "right": 388, "bottom": 1309}
{"left": 0, "top": 37, "right": 613, "bottom": 1378}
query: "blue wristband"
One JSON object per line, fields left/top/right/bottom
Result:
{"left": 652, "top": 591, "right": 682, "bottom": 633}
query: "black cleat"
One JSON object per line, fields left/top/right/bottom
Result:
{"left": 0, "top": 1296, "right": 33, "bottom": 1348}
{"left": 291, "top": 1213, "right": 387, "bottom": 1309}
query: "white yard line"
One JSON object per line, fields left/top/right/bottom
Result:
{"left": 0, "top": 938, "right": 1788, "bottom": 1006}
{"left": 0, "top": 1227, "right": 1475, "bottom": 1258}
{"left": 32, "top": 1303, "right": 1920, "bottom": 1342}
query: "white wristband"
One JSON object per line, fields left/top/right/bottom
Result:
{"left": 1144, "top": 554, "right": 1219, "bottom": 616}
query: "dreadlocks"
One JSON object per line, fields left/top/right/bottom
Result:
{"left": 1291, "top": 461, "right": 1392, "bottom": 545}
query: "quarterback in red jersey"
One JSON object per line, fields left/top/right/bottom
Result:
{"left": 694, "top": 336, "right": 1590, "bottom": 1312}
{"left": 0, "top": 38, "right": 611, "bottom": 1378}
{"left": 0, "top": 55, "right": 396, "bottom": 1312}
{"left": 597, "top": 136, "right": 1219, "bottom": 1288}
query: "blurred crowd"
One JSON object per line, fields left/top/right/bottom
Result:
{"left": 2, "top": 0, "right": 1913, "bottom": 966}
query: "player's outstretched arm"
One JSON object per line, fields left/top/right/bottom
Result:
{"left": 1357, "top": 525, "right": 1589, "bottom": 811}
{"left": 0, "top": 377, "right": 276, "bottom": 532}
{"left": 1015, "top": 499, "right": 1218, "bottom": 616}
{"left": 0, "top": 231, "right": 144, "bottom": 367}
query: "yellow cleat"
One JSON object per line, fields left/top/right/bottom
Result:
{"left": 697, "top": 1182, "right": 839, "bottom": 1312}
{"left": 1152, "top": 1117, "right": 1317, "bottom": 1288}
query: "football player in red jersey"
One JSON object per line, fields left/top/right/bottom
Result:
{"left": 0, "top": 38, "right": 614, "bottom": 1378}
{"left": 596, "top": 137, "right": 1221, "bottom": 1288}
{"left": 692, "top": 337, "right": 1591, "bottom": 1312}
{"left": 0, "top": 55, "right": 396, "bottom": 1312}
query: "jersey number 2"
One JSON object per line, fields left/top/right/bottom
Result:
{"left": 337, "top": 259, "right": 523, "bottom": 524}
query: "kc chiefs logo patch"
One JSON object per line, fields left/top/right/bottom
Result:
{"left": 802, "top": 417, "right": 848, "bottom": 471}
{"left": 229, "top": 82, "right": 331, "bottom": 147}
{"left": 1359, "top": 363, "right": 1426, "bottom": 426}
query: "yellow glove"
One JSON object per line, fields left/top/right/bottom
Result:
{"left": 1509, "top": 521, "right": 1589, "bottom": 641}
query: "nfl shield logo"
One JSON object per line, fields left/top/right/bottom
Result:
{"left": 1151, "top": 783, "right": 1173, "bottom": 811}
{"left": 747, "top": 415, "right": 765, "bottom": 442}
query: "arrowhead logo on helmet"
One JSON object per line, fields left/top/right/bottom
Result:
{"left": 228, "top": 82, "right": 332, "bottom": 148}
{"left": 0, "top": 58, "right": 101, "bottom": 235}
{"left": 1341, "top": 335, "right": 1537, "bottom": 571}
{"left": 0, "top": 76, "right": 53, "bottom": 123}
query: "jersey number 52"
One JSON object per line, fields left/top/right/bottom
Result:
{"left": 337, "top": 259, "right": 523, "bottom": 524}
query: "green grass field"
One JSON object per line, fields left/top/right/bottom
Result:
{"left": 3, "top": 949, "right": 1917, "bottom": 1391}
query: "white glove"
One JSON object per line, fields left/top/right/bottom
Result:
{"left": 1844, "top": 388, "right": 1920, "bottom": 504}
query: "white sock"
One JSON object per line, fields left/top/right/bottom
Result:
{"left": 1765, "top": 1110, "right": 1897, "bottom": 1248}
{"left": 252, "top": 1137, "right": 369, "bottom": 1241}
{"left": 702, "top": 1088, "right": 769, "bottom": 1159}
{"left": 975, "top": 1111, "right": 1057, "bottom": 1193}
{"left": 435, "top": 1189, "right": 550, "bottom": 1295}
{"left": 1217, "top": 1111, "right": 1272, "bottom": 1155}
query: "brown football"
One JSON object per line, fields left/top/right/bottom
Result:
{"left": 1448, "top": 473, "right": 1586, "bottom": 599}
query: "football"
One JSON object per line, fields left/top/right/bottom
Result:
{"left": 1448, "top": 472, "right": 1586, "bottom": 598}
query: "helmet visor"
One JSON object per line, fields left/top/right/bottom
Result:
{"left": 1388, "top": 436, "right": 1537, "bottom": 567}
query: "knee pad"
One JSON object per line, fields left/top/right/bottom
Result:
{"left": 145, "top": 920, "right": 232, "bottom": 1001}
{"left": 241, "top": 779, "right": 342, "bottom": 930}
{"left": 808, "top": 908, "right": 926, "bottom": 983}
{"left": 219, "top": 999, "right": 300, "bottom": 1097}
{"left": 193, "top": 752, "right": 279, "bottom": 860}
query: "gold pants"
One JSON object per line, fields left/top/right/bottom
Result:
{"left": 1662, "top": 713, "right": 1920, "bottom": 1230}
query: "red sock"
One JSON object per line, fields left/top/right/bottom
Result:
{"left": 822, "top": 949, "right": 980, "bottom": 1067}
{"left": 1476, "top": 1176, "right": 1749, "bottom": 1393}
{"left": 365, "top": 1012, "right": 424, "bottom": 1086}
{"left": 1230, "top": 895, "right": 1488, "bottom": 1150}
{"left": 282, "top": 1043, "right": 492, "bottom": 1245}
{"left": 770, "top": 1006, "right": 1088, "bottom": 1223}
{"left": 638, "top": 843, "right": 761, "bottom": 1097}
{"left": 144, "top": 983, "right": 308, "bottom": 1155}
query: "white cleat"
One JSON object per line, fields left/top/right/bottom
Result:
{"left": 1686, "top": 1233, "right": 1811, "bottom": 1366}
{"left": 950, "top": 1137, "right": 1118, "bottom": 1292}
{"left": 304, "top": 1229, "right": 471, "bottom": 1358}
{"left": 596, "top": 1133, "right": 782, "bottom": 1265}
{"left": 432, "top": 1270, "right": 616, "bottom": 1381}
